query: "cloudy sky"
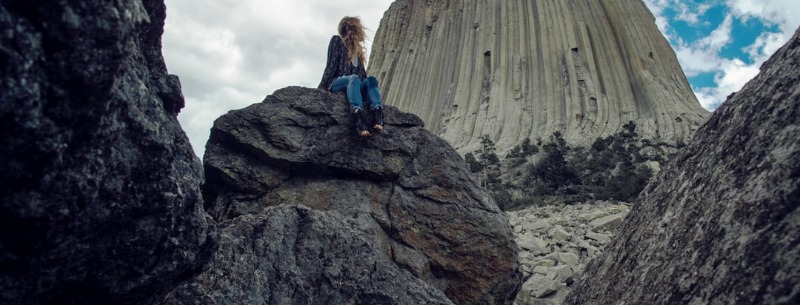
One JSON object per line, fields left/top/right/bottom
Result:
{"left": 162, "top": 0, "right": 799, "bottom": 157}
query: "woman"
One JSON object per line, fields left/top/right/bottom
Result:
{"left": 318, "top": 16, "right": 384, "bottom": 137}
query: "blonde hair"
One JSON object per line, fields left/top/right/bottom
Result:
{"left": 338, "top": 16, "right": 367, "bottom": 66}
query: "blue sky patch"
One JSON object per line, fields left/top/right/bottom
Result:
{"left": 721, "top": 17, "right": 780, "bottom": 64}
{"left": 688, "top": 72, "right": 717, "bottom": 89}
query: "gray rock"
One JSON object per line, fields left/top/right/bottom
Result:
{"left": 588, "top": 214, "right": 626, "bottom": 231}
{"left": 577, "top": 210, "right": 610, "bottom": 222}
{"left": 509, "top": 202, "right": 630, "bottom": 305}
{"left": 547, "top": 266, "right": 574, "bottom": 283}
{"left": 522, "top": 275, "right": 560, "bottom": 299}
{"left": 585, "top": 232, "right": 612, "bottom": 244}
{"left": 524, "top": 220, "right": 553, "bottom": 233}
{"left": 557, "top": 253, "right": 581, "bottom": 268}
{"left": 566, "top": 28, "right": 800, "bottom": 305}
{"left": 518, "top": 235, "right": 551, "bottom": 255}
{"left": 578, "top": 241, "right": 600, "bottom": 258}
{"left": 0, "top": 1, "right": 217, "bottom": 305}
{"left": 197, "top": 86, "right": 522, "bottom": 305}
{"left": 536, "top": 259, "right": 557, "bottom": 268}
{"left": 164, "top": 205, "right": 454, "bottom": 305}
{"left": 549, "top": 226, "right": 572, "bottom": 242}
{"left": 533, "top": 266, "right": 550, "bottom": 275}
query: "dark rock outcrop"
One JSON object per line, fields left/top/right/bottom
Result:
{"left": 170, "top": 86, "right": 522, "bottom": 305}
{"left": 165, "top": 205, "right": 455, "bottom": 305}
{"left": 0, "top": 1, "right": 216, "bottom": 305}
{"left": 565, "top": 27, "right": 800, "bottom": 305}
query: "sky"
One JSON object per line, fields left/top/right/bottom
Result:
{"left": 162, "top": 0, "right": 799, "bottom": 157}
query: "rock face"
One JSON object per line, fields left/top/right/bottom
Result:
{"left": 170, "top": 86, "right": 522, "bottom": 305}
{"left": 0, "top": 1, "right": 217, "bottom": 305}
{"left": 166, "top": 205, "right": 455, "bottom": 305}
{"left": 565, "top": 28, "right": 800, "bottom": 305}
{"left": 507, "top": 202, "right": 630, "bottom": 305}
{"left": 369, "top": 0, "right": 709, "bottom": 154}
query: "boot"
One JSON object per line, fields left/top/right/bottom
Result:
{"left": 353, "top": 109, "right": 371, "bottom": 137}
{"left": 372, "top": 107, "right": 384, "bottom": 131}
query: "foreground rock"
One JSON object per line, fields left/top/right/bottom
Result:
{"left": 168, "top": 86, "right": 522, "bottom": 305}
{"left": 0, "top": 1, "right": 217, "bottom": 305}
{"left": 507, "top": 202, "right": 630, "bottom": 305}
{"left": 165, "top": 205, "right": 455, "bottom": 305}
{"left": 565, "top": 28, "right": 800, "bottom": 305}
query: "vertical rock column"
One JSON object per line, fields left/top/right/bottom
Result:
{"left": 369, "top": 0, "right": 708, "bottom": 153}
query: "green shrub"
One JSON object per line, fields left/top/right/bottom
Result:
{"left": 469, "top": 124, "right": 671, "bottom": 210}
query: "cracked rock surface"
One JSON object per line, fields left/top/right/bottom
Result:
{"left": 565, "top": 28, "right": 800, "bottom": 305}
{"left": 0, "top": 1, "right": 216, "bottom": 304}
{"left": 165, "top": 205, "right": 455, "bottom": 305}
{"left": 168, "top": 86, "right": 522, "bottom": 305}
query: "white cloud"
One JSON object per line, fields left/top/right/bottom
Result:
{"left": 692, "top": 58, "right": 760, "bottom": 109}
{"left": 164, "top": 0, "right": 799, "bottom": 155}
{"left": 163, "top": 0, "right": 395, "bottom": 157}
{"left": 674, "top": 1, "right": 713, "bottom": 24}
{"left": 671, "top": 14, "right": 734, "bottom": 77}
{"left": 727, "top": 0, "right": 800, "bottom": 61}
{"left": 699, "top": 14, "right": 734, "bottom": 50}
{"left": 643, "top": 0, "right": 799, "bottom": 111}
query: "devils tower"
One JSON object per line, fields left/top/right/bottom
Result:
{"left": 369, "top": 0, "right": 710, "bottom": 153}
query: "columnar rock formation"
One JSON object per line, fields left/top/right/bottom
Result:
{"left": 565, "top": 27, "right": 800, "bottom": 305}
{"left": 0, "top": 1, "right": 217, "bottom": 304}
{"left": 369, "top": 0, "right": 709, "bottom": 153}
{"left": 167, "top": 87, "right": 522, "bottom": 305}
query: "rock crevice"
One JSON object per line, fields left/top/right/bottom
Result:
{"left": 564, "top": 27, "right": 800, "bottom": 305}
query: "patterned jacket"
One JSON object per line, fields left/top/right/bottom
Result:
{"left": 317, "top": 35, "right": 367, "bottom": 90}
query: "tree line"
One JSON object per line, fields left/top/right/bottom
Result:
{"left": 465, "top": 122, "right": 674, "bottom": 210}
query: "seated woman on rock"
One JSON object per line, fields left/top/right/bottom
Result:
{"left": 318, "top": 16, "right": 384, "bottom": 137}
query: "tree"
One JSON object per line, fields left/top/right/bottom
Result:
{"left": 464, "top": 152, "right": 483, "bottom": 173}
{"left": 479, "top": 135, "right": 500, "bottom": 166}
{"left": 521, "top": 137, "right": 538, "bottom": 157}
{"left": 478, "top": 135, "right": 502, "bottom": 190}
{"left": 526, "top": 132, "right": 579, "bottom": 195}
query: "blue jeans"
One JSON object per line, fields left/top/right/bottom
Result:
{"left": 330, "top": 75, "right": 382, "bottom": 112}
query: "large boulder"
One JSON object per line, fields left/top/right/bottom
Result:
{"left": 0, "top": 1, "right": 217, "bottom": 305}
{"left": 177, "top": 86, "right": 522, "bottom": 305}
{"left": 165, "top": 205, "right": 455, "bottom": 305}
{"left": 565, "top": 27, "right": 800, "bottom": 305}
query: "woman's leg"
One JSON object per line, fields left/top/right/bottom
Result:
{"left": 361, "top": 76, "right": 382, "bottom": 110}
{"left": 362, "top": 76, "right": 384, "bottom": 130}
{"left": 330, "top": 75, "right": 364, "bottom": 111}
{"left": 331, "top": 75, "right": 369, "bottom": 136}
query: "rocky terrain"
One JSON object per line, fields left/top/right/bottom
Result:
{"left": 165, "top": 205, "right": 455, "bottom": 305}
{"left": 0, "top": 1, "right": 216, "bottom": 305}
{"left": 166, "top": 86, "right": 522, "bottom": 305}
{"left": 508, "top": 202, "right": 630, "bottom": 305}
{"left": 565, "top": 28, "right": 800, "bottom": 305}
{"left": 3, "top": 0, "right": 798, "bottom": 304}
{"left": 369, "top": 0, "right": 709, "bottom": 154}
